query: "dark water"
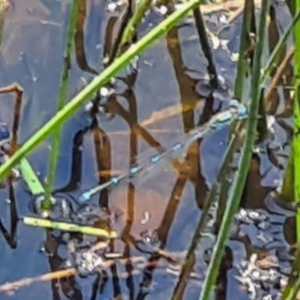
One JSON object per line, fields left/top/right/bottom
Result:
{"left": 0, "top": 0, "right": 295, "bottom": 299}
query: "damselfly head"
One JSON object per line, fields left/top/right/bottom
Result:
{"left": 228, "top": 99, "right": 247, "bottom": 117}
{"left": 237, "top": 104, "right": 248, "bottom": 119}
{"left": 228, "top": 99, "right": 240, "bottom": 108}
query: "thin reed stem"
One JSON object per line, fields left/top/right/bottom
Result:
{"left": 116, "top": 0, "right": 152, "bottom": 57}
{"left": 234, "top": 0, "right": 255, "bottom": 100}
{"left": 199, "top": 1, "right": 270, "bottom": 298}
{"left": 44, "top": 0, "right": 79, "bottom": 210}
{"left": 193, "top": 7, "right": 218, "bottom": 88}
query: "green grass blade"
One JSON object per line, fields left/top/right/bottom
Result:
{"left": 43, "top": 0, "right": 80, "bottom": 211}
{"left": 171, "top": 132, "right": 242, "bottom": 300}
{"left": 286, "top": 0, "right": 295, "bottom": 16}
{"left": 234, "top": 0, "right": 255, "bottom": 100}
{"left": 117, "top": 0, "right": 151, "bottom": 56}
{"left": 282, "top": 244, "right": 300, "bottom": 299}
{"left": 261, "top": 9, "right": 300, "bottom": 84}
{"left": 22, "top": 216, "right": 117, "bottom": 238}
{"left": 292, "top": 0, "right": 300, "bottom": 241}
{"left": 293, "top": 92, "right": 300, "bottom": 238}
{"left": 193, "top": 7, "right": 218, "bottom": 87}
{"left": 199, "top": 1, "right": 270, "bottom": 298}
{"left": 281, "top": 0, "right": 300, "bottom": 241}
{"left": 0, "top": 0, "right": 202, "bottom": 182}
{"left": 19, "top": 158, "right": 45, "bottom": 196}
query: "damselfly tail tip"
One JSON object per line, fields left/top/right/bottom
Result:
{"left": 79, "top": 193, "right": 90, "bottom": 202}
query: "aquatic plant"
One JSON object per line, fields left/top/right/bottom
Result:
{"left": 281, "top": 0, "right": 300, "bottom": 299}
{"left": 281, "top": 0, "right": 300, "bottom": 238}
{"left": 0, "top": 0, "right": 299, "bottom": 299}
{"left": 199, "top": 0, "right": 270, "bottom": 298}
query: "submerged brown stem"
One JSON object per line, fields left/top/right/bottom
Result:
{"left": 0, "top": 83, "right": 23, "bottom": 155}
{"left": 0, "top": 253, "right": 193, "bottom": 294}
{"left": 264, "top": 46, "right": 294, "bottom": 113}
{"left": 0, "top": 268, "right": 78, "bottom": 294}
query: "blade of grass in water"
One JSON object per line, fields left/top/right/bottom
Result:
{"left": 19, "top": 158, "right": 45, "bottom": 196}
{"left": 0, "top": 0, "right": 204, "bottom": 183}
{"left": 22, "top": 216, "right": 117, "bottom": 238}
{"left": 260, "top": 9, "right": 300, "bottom": 85}
{"left": 286, "top": 0, "right": 295, "bottom": 17}
{"left": 281, "top": 3, "right": 300, "bottom": 226}
{"left": 171, "top": 131, "right": 242, "bottom": 300}
{"left": 193, "top": 7, "right": 218, "bottom": 87}
{"left": 43, "top": 0, "right": 80, "bottom": 211}
{"left": 234, "top": 0, "right": 255, "bottom": 100}
{"left": 282, "top": 244, "right": 300, "bottom": 299}
{"left": 222, "top": 0, "right": 254, "bottom": 226}
{"left": 199, "top": 0, "right": 270, "bottom": 298}
{"left": 116, "top": 0, "right": 152, "bottom": 56}
{"left": 282, "top": 0, "right": 300, "bottom": 297}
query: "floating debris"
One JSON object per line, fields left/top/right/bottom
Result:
{"left": 140, "top": 211, "right": 151, "bottom": 225}
{"left": 32, "top": 194, "right": 67, "bottom": 218}
{"left": 73, "top": 251, "right": 105, "bottom": 276}
{"left": 235, "top": 208, "right": 270, "bottom": 226}
{"left": 236, "top": 253, "right": 289, "bottom": 299}
{"left": 105, "top": 0, "right": 126, "bottom": 12}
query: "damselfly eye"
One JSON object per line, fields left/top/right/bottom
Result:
{"left": 228, "top": 100, "right": 248, "bottom": 117}
{"left": 228, "top": 99, "right": 240, "bottom": 108}
{"left": 237, "top": 105, "right": 248, "bottom": 117}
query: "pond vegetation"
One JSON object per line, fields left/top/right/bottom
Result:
{"left": 0, "top": 0, "right": 299, "bottom": 299}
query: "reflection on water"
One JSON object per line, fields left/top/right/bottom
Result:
{"left": 0, "top": 0, "right": 296, "bottom": 299}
